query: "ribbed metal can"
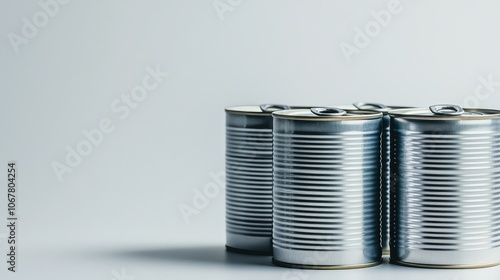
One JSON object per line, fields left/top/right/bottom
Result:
{"left": 390, "top": 104, "right": 500, "bottom": 268}
{"left": 352, "top": 102, "right": 413, "bottom": 255}
{"left": 225, "top": 104, "right": 289, "bottom": 255}
{"left": 272, "top": 107, "right": 383, "bottom": 269}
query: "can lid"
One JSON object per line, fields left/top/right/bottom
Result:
{"left": 352, "top": 102, "right": 412, "bottom": 113}
{"left": 290, "top": 104, "right": 358, "bottom": 110}
{"left": 389, "top": 104, "right": 500, "bottom": 120}
{"left": 225, "top": 104, "right": 290, "bottom": 116}
{"left": 272, "top": 107, "right": 382, "bottom": 121}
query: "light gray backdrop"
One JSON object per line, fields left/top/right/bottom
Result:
{"left": 1, "top": 0, "right": 500, "bottom": 279}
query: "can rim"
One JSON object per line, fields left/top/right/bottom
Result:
{"left": 225, "top": 245, "right": 272, "bottom": 256}
{"left": 391, "top": 259, "right": 500, "bottom": 269}
{"left": 225, "top": 104, "right": 290, "bottom": 116}
{"left": 272, "top": 258, "right": 383, "bottom": 270}
{"left": 389, "top": 107, "right": 500, "bottom": 120}
{"left": 272, "top": 109, "right": 382, "bottom": 121}
{"left": 289, "top": 104, "right": 358, "bottom": 110}
{"left": 291, "top": 104, "right": 414, "bottom": 113}
{"left": 352, "top": 103, "right": 414, "bottom": 114}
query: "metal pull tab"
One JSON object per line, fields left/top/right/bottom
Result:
{"left": 429, "top": 104, "right": 464, "bottom": 116}
{"left": 311, "top": 107, "right": 347, "bottom": 116}
{"left": 260, "top": 104, "right": 290, "bottom": 112}
{"left": 353, "top": 102, "right": 387, "bottom": 110}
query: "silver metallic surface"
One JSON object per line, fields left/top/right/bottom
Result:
{"left": 380, "top": 114, "right": 391, "bottom": 254}
{"left": 428, "top": 104, "right": 464, "bottom": 116}
{"left": 353, "top": 102, "right": 388, "bottom": 110}
{"left": 225, "top": 105, "right": 277, "bottom": 254}
{"left": 272, "top": 109, "right": 383, "bottom": 268}
{"left": 310, "top": 107, "right": 347, "bottom": 116}
{"left": 390, "top": 105, "right": 500, "bottom": 268}
{"left": 351, "top": 103, "right": 414, "bottom": 254}
{"left": 260, "top": 104, "right": 290, "bottom": 112}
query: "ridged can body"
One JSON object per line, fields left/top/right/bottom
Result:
{"left": 380, "top": 114, "right": 391, "bottom": 254}
{"left": 350, "top": 103, "right": 413, "bottom": 254}
{"left": 390, "top": 106, "right": 500, "bottom": 268}
{"left": 225, "top": 106, "right": 274, "bottom": 254}
{"left": 272, "top": 108, "right": 383, "bottom": 269}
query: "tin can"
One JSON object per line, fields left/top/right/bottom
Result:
{"left": 225, "top": 104, "right": 289, "bottom": 255}
{"left": 352, "top": 102, "right": 413, "bottom": 255}
{"left": 390, "top": 104, "right": 500, "bottom": 268}
{"left": 272, "top": 107, "right": 383, "bottom": 269}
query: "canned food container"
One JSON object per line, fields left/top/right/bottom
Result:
{"left": 225, "top": 104, "right": 289, "bottom": 255}
{"left": 390, "top": 104, "right": 500, "bottom": 268}
{"left": 272, "top": 107, "right": 383, "bottom": 269}
{"left": 353, "top": 102, "right": 414, "bottom": 255}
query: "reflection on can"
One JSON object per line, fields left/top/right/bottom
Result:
{"left": 390, "top": 104, "right": 500, "bottom": 268}
{"left": 272, "top": 107, "right": 383, "bottom": 269}
{"left": 225, "top": 104, "right": 289, "bottom": 255}
{"left": 352, "top": 102, "right": 414, "bottom": 254}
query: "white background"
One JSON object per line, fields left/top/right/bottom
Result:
{"left": 1, "top": 0, "right": 500, "bottom": 279}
